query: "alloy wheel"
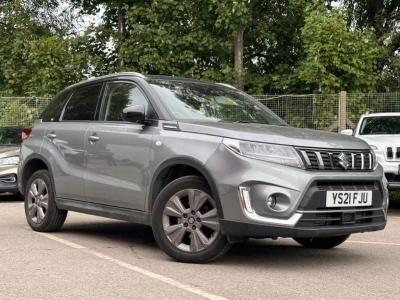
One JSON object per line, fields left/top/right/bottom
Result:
{"left": 162, "top": 189, "right": 220, "bottom": 252}
{"left": 27, "top": 178, "right": 49, "bottom": 224}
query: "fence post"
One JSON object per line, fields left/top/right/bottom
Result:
{"left": 338, "top": 91, "right": 347, "bottom": 133}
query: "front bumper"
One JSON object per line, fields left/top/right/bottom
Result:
{"left": 0, "top": 173, "right": 18, "bottom": 193}
{"left": 206, "top": 145, "right": 388, "bottom": 238}
{"left": 220, "top": 219, "right": 386, "bottom": 238}
{"left": 375, "top": 155, "right": 400, "bottom": 190}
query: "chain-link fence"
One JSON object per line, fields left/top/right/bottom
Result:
{"left": 255, "top": 92, "right": 400, "bottom": 132}
{"left": 347, "top": 93, "right": 400, "bottom": 126}
{"left": 254, "top": 94, "right": 339, "bottom": 131}
{"left": 0, "top": 97, "right": 50, "bottom": 127}
{"left": 0, "top": 93, "right": 399, "bottom": 130}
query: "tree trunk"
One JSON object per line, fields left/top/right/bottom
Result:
{"left": 234, "top": 26, "right": 244, "bottom": 90}
{"left": 117, "top": 4, "right": 126, "bottom": 68}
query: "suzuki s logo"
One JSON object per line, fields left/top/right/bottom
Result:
{"left": 338, "top": 152, "right": 351, "bottom": 170}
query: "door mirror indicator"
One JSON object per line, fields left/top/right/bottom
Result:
{"left": 122, "top": 105, "right": 146, "bottom": 123}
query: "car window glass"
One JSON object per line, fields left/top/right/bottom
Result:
{"left": 360, "top": 116, "right": 400, "bottom": 135}
{"left": 103, "top": 82, "right": 156, "bottom": 121}
{"left": 41, "top": 90, "right": 71, "bottom": 122}
{"left": 0, "top": 127, "right": 21, "bottom": 145}
{"left": 62, "top": 84, "right": 102, "bottom": 121}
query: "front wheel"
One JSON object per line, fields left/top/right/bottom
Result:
{"left": 294, "top": 235, "right": 350, "bottom": 249}
{"left": 152, "top": 176, "right": 230, "bottom": 263}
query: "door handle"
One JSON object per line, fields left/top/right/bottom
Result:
{"left": 46, "top": 133, "right": 57, "bottom": 139}
{"left": 88, "top": 135, "right": 100, "bottom": 143}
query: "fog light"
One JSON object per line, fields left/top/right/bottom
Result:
{"left": 266, "top": 193, "right": 290, "bottom": 212}
{"left": 266, "top": 195, "right": 277, "bottom": 209}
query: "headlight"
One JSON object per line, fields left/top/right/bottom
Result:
{"left": 370, "top": 145, "right": 378, "bottom": 150}
{"left": 223, "top": 138, "right": 304, "bottom": 169}
{"left": 0, "top": 156, "right": 20, "bottom": 165}
{"left": 371, "top": 151, "right": 379, "bottom": 169}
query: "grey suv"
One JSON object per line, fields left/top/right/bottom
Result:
{"left": 19, "top": 72, "right": 388, "bottom": 263}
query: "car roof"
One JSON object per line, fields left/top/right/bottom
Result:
{"left": 61, "top": 72, "right": 237, "bottom": 93}
{"left": 361, "top": 112, "right": 400, "bottom": 118}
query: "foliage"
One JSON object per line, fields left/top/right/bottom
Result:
{"left": 0, "top": 1, "right": 90, "bottom": 96}
{"left": 342, "top": 0, "right": 400, "bottom": 91}
{"left": 121, "top": 0, "right": 234, "bottom": 82}
{"left": 296, "top": 8, "right": 382, "bottom": 93}
{"left": 0, "top": 0, "right": 398, "bottom": 97}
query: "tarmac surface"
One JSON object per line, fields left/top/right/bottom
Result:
{"left": 1, "top": 195, "right": 399, "bottom": 300}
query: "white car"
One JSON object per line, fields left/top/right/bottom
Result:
{"left": 342, "top": 112, "right": 400, "bottom": 190}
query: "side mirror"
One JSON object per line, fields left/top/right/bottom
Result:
{"left": 340, "top": 129, "right": 354, "bottom": 136}
{"left": 122, "top": 105, "right": 145, "bottom": 123}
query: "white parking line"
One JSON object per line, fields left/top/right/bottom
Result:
{"left": 35, "top": 232, "right": 229, "bottom": 300}
{"left": 348, "top": 240, "right": 400, "bottom": 247}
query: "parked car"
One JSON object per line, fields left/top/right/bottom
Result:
{"left": 342, "top": 112, "right": 400, "bottom": 191}
{"left": 19, "top": 73, "right": 388, "bottom": 263}
{"left": 0, "top": 127, "right": 23, "bottom": 196}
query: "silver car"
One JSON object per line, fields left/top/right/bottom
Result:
{"left": 0, "top": 127, "right": 22, "bottom": 195}
{"left": 19, "top": 73, "right": 388, "bottom": 263}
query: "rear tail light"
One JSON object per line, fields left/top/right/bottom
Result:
{"left": 21, "top": 126, "right": 32, "bottom": 141}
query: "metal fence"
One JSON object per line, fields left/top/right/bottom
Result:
{"left": 0, "top": 97, "right": 50, "bottom": 127}
{"left": 346, "top": 93, "right": 400, "bottom": 126}
{"left": 254, "top": 94, "right": 339, "bottom": 131}
{"left": 0, "top": 93, "right": 399, "bottom": 130}
{"left": 254, "top": 92, "right": 400, "bottom": 132}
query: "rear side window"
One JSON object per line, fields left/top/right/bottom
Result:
{"left": 62, "top": 84, "right": 102, "bottom": 121}
{"left": 41, "top": 90, "right": 71, "bottom": 122}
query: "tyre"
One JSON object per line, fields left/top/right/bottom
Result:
{"left": 24, "top": 170, "right": 67, "bottom": 232}
{"left": 294, "top": 235, "right": 350, "bottom": 249}
{"left": 152, "top": 175, "right": 230, "bottom": 263}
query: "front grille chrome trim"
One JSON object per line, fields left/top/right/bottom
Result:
{"left": 297, "top": 148, "right": 373, "bottom": 171}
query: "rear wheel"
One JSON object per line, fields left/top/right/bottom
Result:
{"left": 24, "top": 170, "right": 67, "bottom": 232}
{"left": 294, "top": 235, "right": 350, "bottom": 249}
{"left": 152, "top": 176, "right": 230, "bottom": 263}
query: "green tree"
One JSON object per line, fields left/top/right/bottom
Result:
{"left": 0, "top": 1, "right": 91, "bottom": 96}
{"left": 342, "top": 0, "right": 400, "bottom": 90}
{"left": 296, "top": 8, "right": 382, "bottom": 93}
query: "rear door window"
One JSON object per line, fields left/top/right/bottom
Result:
{"left": 41, "top": 90, "right": 71, "bottom": 122}
{"left": 62, "top": 84, "right": 102, "bottom": 121}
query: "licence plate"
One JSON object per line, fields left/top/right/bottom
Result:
{"left": 326, "top": 191, "right": 372, "bottom": 207}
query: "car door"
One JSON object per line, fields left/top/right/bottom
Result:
{"left": 45, "top": 83, "right": 103, "bottom": 201}
{"left": 84, "top": 81, "right": 157, "bottom": 210}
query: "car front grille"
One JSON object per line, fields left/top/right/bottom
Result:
{"left": 297, "top": 148, "right": 373, "bottom": 171}
{"left": 297, "top": 209, "right": 385, "bottom": 227}
{"left": 316, "top": 181, "right": 377, "bottom": 191}
{"left": 386, "top": 146, "right": 400, "bottom": 160}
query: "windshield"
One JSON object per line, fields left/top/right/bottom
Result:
{"left": 360, "top": 116, "right": 400, "bottom": 135}
{"left": 148, "top": 79, "right": 286, "bottom": 125}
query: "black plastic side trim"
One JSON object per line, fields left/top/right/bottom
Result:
{"left": 220, "top": 219, "right": 386, "bottom": 238}
{"left": 56, "top": 198, "right": 151, "bottom": 225}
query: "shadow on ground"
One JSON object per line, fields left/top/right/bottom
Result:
{"left": 0, "top": 193, "right": 22, "bottom": 202}
{"left": 59, "top": 218, "right": 375, "bottom": 268}
{"left": 2, "top": 192, "right": 397, "bottom": 267}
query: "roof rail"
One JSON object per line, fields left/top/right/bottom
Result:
{"left": 64, "top": 72, "right": 147, "bottom": 90}
{"left": 113, "top": 72, "right": 146, "bottom": 78}
{"left": 216, "top": 82, "right": 237, "bottom": 89}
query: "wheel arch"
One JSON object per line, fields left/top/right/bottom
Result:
{"left": 19, "top": 154, "right": 53, "bottom": 195}
{"left": 148, "top": 157, "right": 223, "bottom": 218}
